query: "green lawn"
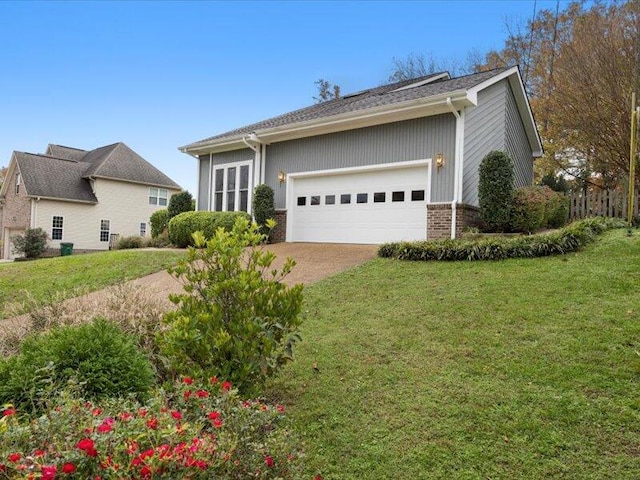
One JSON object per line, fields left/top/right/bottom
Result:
{"left": 268, "top": 229, "right": 640, "bottom": 479}
{"left": 0, "top": 249, "right": 184, "bottom": 319}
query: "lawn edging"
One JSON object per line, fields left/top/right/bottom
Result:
{"left": 378, "top": 216, "right": 627, "bottom": 261}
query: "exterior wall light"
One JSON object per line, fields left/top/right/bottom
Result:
{"left": 435, "top": 152, "right": 445, "bottom": 170}
{"left": 278, "top": 170, "right": 286, "bottom": 183}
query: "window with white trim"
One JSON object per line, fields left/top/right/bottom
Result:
{"left": 212, "top": 161, "right": 252, "bottom": 213}
{"left": 100, "top": 220, "right": 110, "bottom": 242}
{"left": 15, "top": 173, "right": 21, "bottom": 195}
{"left": 52, "top": 216, "right": 63, "bottom": 240}
{"left": 140, "top": 222, "right": 147, "bottom": 237}
{"left": 149, "top": 187, "right": 168, "bottom": 206}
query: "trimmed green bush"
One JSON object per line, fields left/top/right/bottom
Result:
{"left": 148, "top": 230, "right": 171, "bottom": 248}
{"left": 10, "top": 227, "right": 48, "bottom": 259}
{"left": 478, "top": 151, "right": 515, "bottom": 232}
{"left": 378, "top": 217, "right": 624, "bottom": 262}
{"left": 150, "top": 209, "right": 169, "bottom": 238}
{"left": 115, "top": 235, "right": 145, "bottom": 249}
{"left": 168, "top": 211, "right": 251, "bottom": 248}
{"left": 160, "top": 217, "right": 303, "bottom": 395}
{"left": 167, "top": 190, "right": 194, "bottom": 219}
{"left": 0, "top": 319, "right": 155, "bottom": 413}
{"left": 253, "top": 184, "right": 275, "bottom": 236}
{"left": 546, "top": 191, "right": 570, "bottom": 228}
{"left": 510, "top": 186, "right": 569, "bottom": 233}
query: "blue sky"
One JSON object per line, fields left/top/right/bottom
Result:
{"left": 0, "top": 0, "right": 561, "bottom": 194}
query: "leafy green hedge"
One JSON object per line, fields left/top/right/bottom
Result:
{"left": 378, "top": 217, "right": 625, "bottom": 262}
{"left": 168, "top": 211, "right": 251, "bottom": 248}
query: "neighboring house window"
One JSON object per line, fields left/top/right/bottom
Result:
{"left": 100, "top": 220, "right": 110, "bottom": 242}
{"left": 140, "top": 222, "right": 147, "bottom": 237}
{"left": 149, "top": 187, "right": 168, "bottom": 206}
{"left": 52, "top": 216, "right": 63, "bottom": 240}
{"left": 212, "top": 161, "right": 252, "bottom": 213}
{"left": 15, "top": 173, "right": 21, "bottom": 195}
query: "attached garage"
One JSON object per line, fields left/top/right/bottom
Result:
{"left": 286, "top": 160, "right": 431, "bottom": 244}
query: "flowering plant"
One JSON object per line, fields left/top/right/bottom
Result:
{"left": 0, "top": 378, "right": 303, "bottom": 479}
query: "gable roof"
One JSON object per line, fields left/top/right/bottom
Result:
{"left": 12, "top": 152, "right": 98, "bottom": 203}
{"left": 1, "top": 142, "right": 180, "bottom": 203}
{"left": 180, "top": 66, "right": 542, "bottom": 157}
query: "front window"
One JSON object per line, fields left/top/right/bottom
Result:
{"left": 149, "top": 188, "right": 168, "bottom": 206}
{"left": 212, "top": 161, "right": 252, "bottom": 213}
{"left": 140, "top": 222, "right": 147, "bottom": 237}
{"left": 52, "top": 216, "right": 63, "bottom": 240}
{"left": 100, "top": 220, "right": 110, "bottom": 242}
{"left": 15, "top": 173, "right": 21, "bottom": 195}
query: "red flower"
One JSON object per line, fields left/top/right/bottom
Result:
{"left": 8, "top": 453, "right": 21, "bottom": 463}
{"left": 171, "top": 410, "right": 182, "bottom": 420}
{"left": 33, "top": 449, "right": 45, "bottom": 457}
{"left": 2, "top": 408, "right": 16, "bottom": 417}
{"left": 92, "top": 408, "right": 102, "bottom": 416}
{"left": 41, "top": 465, "right": 57, "bottom": 480}
{"left": 61, "top": 463, "right": 76, "bottom": 474}
{"left": 97, "top": 422, "right": 113, "bottom": 433}
{"left": 196, "top": 389, "right": 209, "bottom": 398}
{"left": 140, "top": 465, "right": 152, "bottom": 478}
{"left": 213, "top": 418, "right": 223, "bottom": 428}
{"left": 182, "top": 377, "right": 193, "bottom": 385}
{"left": 276, "top": 404, "right": 285, "bottom": 412}
{"left": 146, "top": 417, "right": 158, "bottom": 430}
{"left": 315, "top": 475, "right": 323, "bottom": 480}
{"left": 86, "top": 448, "right": 98, "bottom": 457}
{"left": 265, "top": 455, "right": 274, "bottom": 467}
{"left": 209, "top": 376, "right": 219, "bottom": 384}
{"left": 137, "top": 408, "right": 148, "bottom": 418}
{"left": 222, "top": 381, "right": 232, "bottom": 391}
{"left": 0, "top": 464, "right": 6, "bottom": 471}
{"left": 183, "top": 390, "right": 192, "bottom": 400}
{"left": 119, "top": 412, "right": 133, "bottom": 421}
{"left": 207, "top": 411, "right": 220, "bottom": 420}
{"left": 77, "top": 438, "right": 95, "bottom": 451}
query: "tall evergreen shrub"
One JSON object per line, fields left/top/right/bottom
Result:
{"left": 252, "top": 184, "right": 275, "bottom": 236}
{"left": 478, "top": 150, "right": 515, "bottom": 232}
{"left": 167, "top": 190, "right": 194, "bottom": 219}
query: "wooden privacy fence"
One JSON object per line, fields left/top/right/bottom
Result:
{"left": 569, "top": 189, "right": 639, "bottom": 221}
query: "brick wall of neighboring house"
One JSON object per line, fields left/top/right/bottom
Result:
{"left": 1, "top": 167, "right": 31, "bottom": 258}
{"left": 270, "top": 210, "right": 287, "bottom": 243}
{"left": 426, "top": 203, "right": 481, "bottom": 240}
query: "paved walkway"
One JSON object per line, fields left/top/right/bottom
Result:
{"left": 0, "top": 243, "right": 377, "bottom": 341}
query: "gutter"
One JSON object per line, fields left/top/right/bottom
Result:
{"left": 242, "top": 133, "right": 263, "bottom": 188}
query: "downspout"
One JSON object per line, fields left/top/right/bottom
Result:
{"left": 446, "top": 97, "right": 462, "bottom": 239}
{"left": 242, "top": 134, "right": 262, "bottom": 188}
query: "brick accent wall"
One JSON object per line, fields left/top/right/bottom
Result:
{"left": 270, "top": 210, "right": 287, "bottom": 243}
{"left": 1, "top": 166, "right": 32, "bottom": 259}
{"left": 426, "top": 203, "right": 481, "bottom": 240}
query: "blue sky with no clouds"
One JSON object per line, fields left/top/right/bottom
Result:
{"left": 0, "top": 1, "right": 560, "bottom": 193}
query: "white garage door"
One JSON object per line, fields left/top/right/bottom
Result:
{"left": 288, "top": 161, "right": 430, "bottom": 244}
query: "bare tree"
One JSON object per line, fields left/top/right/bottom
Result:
{"left": 388, "top": 52, "right": 473, "bottom": 82}
{"left": 313, "top": 79, "right": 341, "bottom": 103}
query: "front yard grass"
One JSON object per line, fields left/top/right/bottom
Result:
{"left": 0, "top": 249, "right": 184, "bottom": 319}
{"left": 269, "top": 229, "right": 640, "bottom": 479}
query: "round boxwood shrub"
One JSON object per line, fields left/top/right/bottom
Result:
{"left": 150, "top": 209, "right": 169, "bottom": 238}
{"left": 478, "top": 150, "right": 515, "bottom": 232}
{"left": 168, "top": 211, "right": 251, "bottom": 248}
{"left": 0, "top": 318, "right": 155, "bottom": 413}
{"left": 252, "top": 184, "right": 275, "bottom": 236}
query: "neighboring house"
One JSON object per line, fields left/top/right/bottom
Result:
{"left": 0, "top": 142, "right": 181, "bottom": 259}
{"left": 180, "top": 66, "right": 542, "bottom": 244}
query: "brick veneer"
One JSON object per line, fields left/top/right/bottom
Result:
{"left": 1, "top": 167, "right": 32, "bottom": 259}
{"left": 270, "top": 210, "right": 287, "bottom": 243}
{"left": 426, "top": 203, "right": 480, "bottom": 240}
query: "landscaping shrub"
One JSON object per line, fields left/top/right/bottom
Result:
{"left": 148, "top": 229, "right": 172, "bottom": 248}
{"left": 539, "top": 172, "right": 569, "bottom": 193}
{"left": 167, "top": 190, "right": 194, "bottom": 219}
{"left": 168, "top": 211, "right": 251, "bottom": 248}
{"left": 115, "top": 235, "right": 147, "bottom": 249}
{"left": 378, "top": 217, "right": 625, "bottom": 261}
{"left": 510, "top": 186, "right": 569, "bottom": 233}
{"left": 253, "top": 184, "right": 276, "bottom": 236}
{"left": 150, "top": 209, "right": 169, "bottom": 238}
{"left": 478, "top": 150, "right": 515, "bottom": 232}
{"left": 546, "top": 191, "right": 570, "bottom": 228}
{"left": 0, "top": 377, "right": 303, "bottom": 479}
{"left": 0, "top": 319, "right": 155, "bottom": 413}
{"left": 160, "top": 217, "right": 304, "bottom": 395}
{"left": 9, "top": 227, "right": 48, "bottom": 259}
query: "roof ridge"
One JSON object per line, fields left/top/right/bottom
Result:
{"left": 15, "top": 151, "right": 80, "bottom": 163}
{"left": 48, "top": 144, "right": 87, "bottom": 152}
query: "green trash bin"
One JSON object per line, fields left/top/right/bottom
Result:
{"left": 60, "top": 242, "right": 74, "bottom": 256}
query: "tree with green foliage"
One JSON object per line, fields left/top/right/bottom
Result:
{"left": 539, "top": 173, "right": 569, "bottom": 193}
{"left": 160, "top": 217, "right": 303, "bottom": 395}
{"left": 10, "top": 227, "right": 48, "bottom": 259}
{"left": 252, "top": 184, "right": 275, "bottom": 236}
{"left": 150, "top": 209, "right": 169, "bottom": 238}
{"left": 167, "top": 190, "right": 194, "bottom": 219}
{"left": 478, "top": 151, "right": 515, "bottom": 232}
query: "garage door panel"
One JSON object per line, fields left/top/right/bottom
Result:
{"left": 290, "top": 163, "right": 430, "bottom": 244}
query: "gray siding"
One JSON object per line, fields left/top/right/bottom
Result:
{"left": 197, "top": 149, "right": 254, "bottom": 211}
{"left": 265, "top": 115, "right": 456, "bottom": 209}
{"left": 462, "top": 81, "right": 507, "bottom": 206}
{"left": 504, "top": 82, "right": 534, "bottom": 187}
{"left": 197, "top": 155, "right": 210, "bottom": 210}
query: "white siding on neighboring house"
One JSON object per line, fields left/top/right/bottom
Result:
{"left": 34, "top": 179, "right": 180, "bottom": 251}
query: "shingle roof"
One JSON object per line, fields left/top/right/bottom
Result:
{"left": 45, "top": 144, "right": 87, "bottom": 162}
{"left": 81, "top": 142, "right": 180, "bottom": 189}
{"left": 15, "top": 152, "right": 97, "bottom": 203}
{"left": 11, "top": 142, "right": 180, "bottom": 203}
{"left": 182, "top": 68, "right": 509, "bottom": 149}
